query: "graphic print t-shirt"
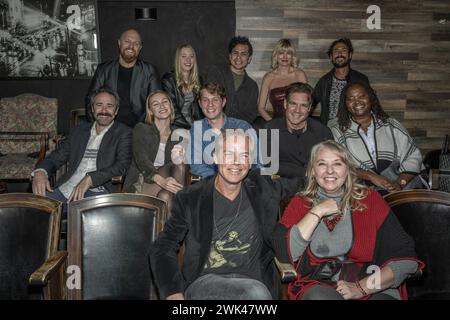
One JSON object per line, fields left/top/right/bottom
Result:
{"left": 202, "top": 188, "right": 263, "bottom": 282}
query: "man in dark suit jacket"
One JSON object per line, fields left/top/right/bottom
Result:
{"left": 32, "top": 87, "right": 132, "bottom": 203}
{"left": 150, "top": 129, "right": 301, "bottom": 300}
{"left": 85, "top": 29, "right": 160, "bottom": 127}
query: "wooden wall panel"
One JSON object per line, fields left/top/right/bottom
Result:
{"left": 236, "top": 0, "right": 450, "bottom": 153}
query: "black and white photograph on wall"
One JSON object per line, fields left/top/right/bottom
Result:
{"left": 0, "top": 0, "right": 99, "bottom": 78}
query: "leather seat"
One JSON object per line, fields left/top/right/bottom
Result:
{"left": 385, "top": 190, "right": 450, "bottom": 300}
{"left": 67, "top": 193, "right": 167, "bottom": 300}
{"left": 0, "top": 193, "right": 65, "bottom": 300}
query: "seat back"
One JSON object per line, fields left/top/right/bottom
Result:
{"left": 70, "top": 108, "right": 87, "bottom": 129}
{"left": 0, "top": 194, "right": 61, "bottom": 299}
{"left": 384, "top": 190, "right": 450, "bottom": 299}
{"left": 67, "top": 193, "right": 167, "bottom": 300}
{"left": 0, "top": 93, "right": 58, "bottom": 154}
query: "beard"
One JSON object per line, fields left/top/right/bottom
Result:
{"left": 120, "top": 48, "right": 138, "bottom": 63}
{"left": 332, "top": 57, "right": 351, "bottom": 68}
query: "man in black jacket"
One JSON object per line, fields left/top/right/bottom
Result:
{"left": 265, "top": 82, "right": 333, "bottom": 178}
{"left": 150, "top": 129, "right": 301, "bottom": 300}
{"left": 312, "top": 38, "right": 369, "bottom": 125}
{"left": 32, "top": 87, "right": 132, "bottom": 203}
{"left": 85, "top": 29, "right": 160, "bottom": 127}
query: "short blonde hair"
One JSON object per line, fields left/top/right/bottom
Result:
{"left": 145, "top": 90, "right": 175, "bottom": 124}
{"left": 301, "top": 140, "right": 368, "bottom": 213}
{"left": 271, "top": 38, "right": 299, "bottom": 69}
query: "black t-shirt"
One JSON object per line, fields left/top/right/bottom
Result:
{"left": 116, "top": 65, "right": 139, "bottom": 127}
{"left": 202, "top": 188, "right": 263, "bottom": 282}
{"left": 265, "top": 117, "right": 334, "bottom": 178}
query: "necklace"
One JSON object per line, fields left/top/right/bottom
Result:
{"left": 213, "top": 189, "right": 243, "bottom": 242}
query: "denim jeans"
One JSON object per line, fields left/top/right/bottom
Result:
{"left": 184, "top": 273, "right": 272, "bottom": 300}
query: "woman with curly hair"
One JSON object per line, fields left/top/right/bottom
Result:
{"left": 329, "top": 81, "right": 424, "bottom": 193}
{"left": 258, "top": 38, "right": 308, "bottom": 121}
{"left": 272, "top": 140, "right": 423, "bottom": 300}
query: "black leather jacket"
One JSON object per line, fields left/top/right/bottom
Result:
{"left": 85, "top": 58, "right": 160, "bottom": 123}
{"left": 161, "top": 71, "right": 203, "bottom": 129}
{"left": 312, "top": 67, "right": 369, "bottom": 124}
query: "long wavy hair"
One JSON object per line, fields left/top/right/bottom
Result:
{"left": 271, "top": 38, "right": 299, "bottom": 69}
{"left": 145, "top": 90, "right": 175, "bottom": 124}
{"left": 174, "top": 44, "right": 201, "bottom": 93}
{"left": 337, "top": 81, "right": 389, "bottom": 132}
{"left": 301, "top": 140, "right": 368, "bottom": 213}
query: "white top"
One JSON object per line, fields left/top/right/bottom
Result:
{"left": 58, "top": 122, "right": 114, "bottom": 198}
{"left": 358, "top": 119, "right": 376, "bottom": 163}
{"left": 153, "top": 143, "right": 166, "bottom": 168}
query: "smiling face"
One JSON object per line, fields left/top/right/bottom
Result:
{"left": 215, "top": 133, "right": 252, "bottom": 186}
{"left": 199, "top": 89, "right": 226, "bottom": 121}
{"left": 330, "top": 41, "right": 352, "bottom": 68}
{"left": 118, "top": 29, "right": 142, "bottom": 64}
{"left": 345, "top": 84, "right": 372, "bottom": 120}
{"left": 148, "top": 92, "right": 173, "bottom": 121}
{"left": 284, "top": 92, "right": 311, "bottom": 130}
{"left": 92, "top": 92, "right": 119, "bottom": 128}
{"left": 229, "top": 44, "right": 252, "bottom": 74}
{"left": 277, "top": 49, "right": 293, "bottom": 67}
{"left": 312, "top": 147, "right": 349, "bottom": 194}
{"left": 179, "top": 46, "right": 195, "bottom": 73}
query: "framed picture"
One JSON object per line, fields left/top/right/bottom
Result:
{"left": 0, "top": 0, "right": 100, "bottom": 79}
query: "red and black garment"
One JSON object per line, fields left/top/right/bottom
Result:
{"left": 272, "top": 189, "right": 425, "bottom": 300}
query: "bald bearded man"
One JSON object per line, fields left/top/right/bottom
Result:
{"left": 85, "top": 29, "right": 161, "bottom": 127}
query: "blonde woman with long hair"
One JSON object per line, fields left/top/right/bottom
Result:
{"left": 258, "top": 39, "right": 308, "bottom": 121}
{"left": 273, "top": 140, "right": 423, "bottom": 300}
{"left": 123, "top": 90, "right": 187, "bottom": 212}
{"left": 162, "top": 44, "right": 203, "bottom": 129}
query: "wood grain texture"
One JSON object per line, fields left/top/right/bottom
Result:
{"left": 236, "top": 0, "right": 450, "bottom": 154}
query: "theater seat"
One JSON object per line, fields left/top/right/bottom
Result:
{"left": 385, "top": 190, "right": 450, "bottom": 300}
{"left": 67, "top": 193, "right": 167, "bottom": 300}
{"left": 0, "top": 193, "right": 66, "bottom": 300}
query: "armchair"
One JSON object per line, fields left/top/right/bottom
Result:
{"left": 385, "top": 189, "right": 450, "bottom": 299}
{"left": 0, "top": 94, "right": 59, "bottom": 187}
{"left": 67, "top": 193, "right": 167, "bottom": 299}
{"left": 0, "top": 193, "right": 66, "bottom": 300}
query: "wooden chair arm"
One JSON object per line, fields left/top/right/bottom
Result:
{"left": 275, "top": 257, "right": 297, "bottom": 283}
{"left": 112, "top": 176, "right": 124, "bottom": 184}
{"left": 53, "top": 134, "right": 65, "bottom": 146}
{"left": 29, "top": 251, "right": 68, "bottom": 286}
{"left": 112, "top": 175, "right": 124, "bottom": 192}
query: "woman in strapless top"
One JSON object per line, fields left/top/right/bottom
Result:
{"left": 258, "top": 39, "right": 308, "bottom": 121}
{"left": 269, "top": 85, "right": 289, "bottom": 118}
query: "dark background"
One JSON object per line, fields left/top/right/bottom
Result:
{"left": 0, "top": 0, "right": 235, "bottom": 135}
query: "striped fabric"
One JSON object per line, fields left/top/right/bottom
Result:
{"left": 330, "top": 116, "right": 423, "bottom": 175}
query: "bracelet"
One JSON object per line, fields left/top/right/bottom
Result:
{"left": 355, "top": 280, "right": 368, "bottom": 296}
{"left": 308, "top": 210, "right": 321, "bottom": 222}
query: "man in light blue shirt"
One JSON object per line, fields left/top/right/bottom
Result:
{"left": 188, "top": 82, "right": 254, "bottom": 178}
